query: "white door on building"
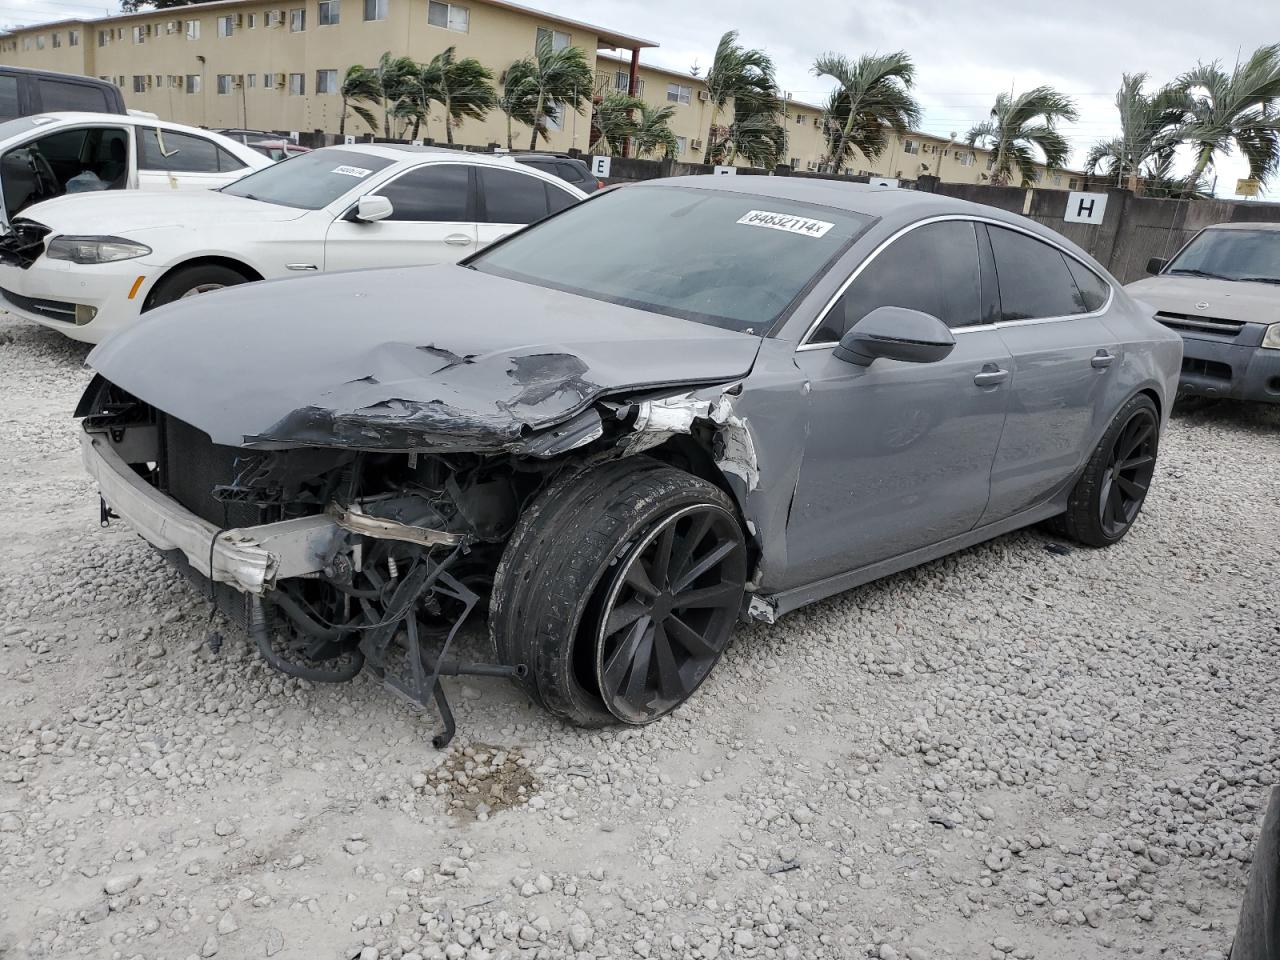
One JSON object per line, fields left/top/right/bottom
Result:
{"left": 134, "top": 125, "right": 251, "bottom": 191}
{"left": 322, "top": 162, "right": 479, "bottom": 272}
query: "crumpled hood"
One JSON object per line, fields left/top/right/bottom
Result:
{"left": 87, "top": 264, "right": 764, "bottom": 450}
{"left": 1125, "top": 275, "right": 1280, "bottom": 324}
{"left": 24, "top": 190, "right": 306, "bottom": 234}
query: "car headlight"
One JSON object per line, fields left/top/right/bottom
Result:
{"left": 46, "top": 236, "right": 152, "bottom": 265}
{"left": 1262, "top": 323, "right": 1280, "bottom": 350}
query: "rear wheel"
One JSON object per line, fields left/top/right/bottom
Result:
{"left": 491, "top": 460, "right": 747, "bottom": 727}
{"left": 1056, "top": 394, "right": 1160, "bottom": 547}
{"left": 146, "top": 263, "right": 251, "bottom": 311}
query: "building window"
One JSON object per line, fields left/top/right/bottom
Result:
{"left": 263, "top": 73, "right": 272, "bottom": 88}
{"left": 364, "top": 0, "right": 388, "bottom": 20}
{"left": 288, "top": 73, "right": 305, "bottom": 96}
{"left": 1052, "top": 175, "right": 1063, "bottom": 186}
{"left": 186, "top": 20, "right": 201, "bottom": 40}
{"left": 132, "top": 75, "right": 146, "bottom": 93}
{"left": 613, "top": 71, "right": 644, "bottom": 96}
{"left": 316, "top": 69, "right": 338, "bottom": 94}
{"left": 217, "top": 74, "right": 234, "bottom": 95}
{"left": 955, "top": 151, "right": 975, "bottom": 167}
{"left": 902, "top": 138, "right": 919, "bottom": 155}
{"left": 1068, "top": 177, "right": 1079, "bottom": 191}
{"left": 51, "top": 32, "right": 61, "bottom": 48}
{"left": 98, "top": 30, "right": 108, "bottom": 47}
{"left": 675, "top": 135, "right": 687, "bottom": 155}
{"left": 545, "top": 102, "right": 564, "bottom": 131}
{"left": 428, "top": 1, "right": 469, "bottom": 32}
{"left": 247, "top": 73, "right": 257, "bottom": 88}
{"left": 536, "top": 26, "right": 569, "bottom": 51}
{"left": 217, "top": 15, "right": 233, "bottom": 37}
{"left": 68, "top": 29, "right": 80, "bottom": 46}
{"left": 289, "top": 8, "right": 306, "bottom": 31}
{"left": 666, "top": 83, "right": 691, "bottom": 105}
{"left": 21, "top": 37, "right": 30, "bottom": 51}
{"left": 35, "top": 34, "right": 45, "bottom": 49}
{"left": 186, "top": 74, "right": 201, "bottom": 94}
{"left": 319, "top": 0, "right": 340, "bottom": 26}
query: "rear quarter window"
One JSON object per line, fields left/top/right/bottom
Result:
{"left": 37, "top": 78, "right": 110, "bottom": 113}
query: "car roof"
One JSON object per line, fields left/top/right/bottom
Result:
{"left": 1202, "top": 221, "right": 1280, "bottom": 232}
{"left": 635, "top": 175, "right": 1104, "bottom": 264}
{"left": 317, "top": 143, "right": 537, "bottom": 169}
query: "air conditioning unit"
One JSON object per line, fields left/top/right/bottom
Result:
{"left": 691, "top": 138, "right": 703, "bottom": 150}
{"left": 234, "top": 74, "right": 245, "bottom": 87}
{"left": 270, "top": 9, "right": 287, "bottom": 26}
{"left": 274, "top": 73, "right": 287, "bottom": 88}
{"left": 170, "top": 19, "right": 182, "bottom": 31}
{"left": 233, "top": 13, "right": 244, "bottom": 26}
{"left": 697, "top": 90, "right": 711, "bottom": 101}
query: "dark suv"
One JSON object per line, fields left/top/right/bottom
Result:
{"left": 0, "top": 66, "right": 126, "bottom": 122}
{"left": 513, "top": 152, "right": 601, "bottom": 192}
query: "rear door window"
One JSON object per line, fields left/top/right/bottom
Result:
{"left": 1065, "top": 257, "right": 1111, "bottom": 313}
{"left": 0, "top": 76, "right": 19, "bottom": 122}
{"left": 545, "top": 182, "right": 577, "bottom": 215}
{"left": 374, "top": 163, "right": 472, "bottom": 221}
{"left": 138, "top": 128, "right": 241, "bottom": 173}
{"left": 986, "top": 225, "right": 1083, "bottom": 320}
{"left": 479, "top": 167, "right": 550, "bottom": 224}
{"left": 37, "top": 78, "right": 111, "bottom": 113}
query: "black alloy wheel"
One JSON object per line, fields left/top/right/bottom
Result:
{"left": 595, "top": 503, "right": 747, "bottom": 724}
{"left": 1098, "top": 406, "right": 1158, "bottom": 539}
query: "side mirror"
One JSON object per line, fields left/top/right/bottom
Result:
{"left": 1146, "top": 257, "right": 1168, "bottom": 276}
{"left": 833, "top": 306, "right": 956, "bottom": 367}
{"left": 352, "top": 195, "right": 393, "bottom": 222}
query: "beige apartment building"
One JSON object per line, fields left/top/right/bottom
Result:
{"left": 1, "top": 0, "right": 1079, "bottom": 186}
{"left": 596, "top": 51, "right": 1081, "bottom": 188}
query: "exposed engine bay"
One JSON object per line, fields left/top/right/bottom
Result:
{"left": 77, "top": 373, "right": 761, "bottom": 746}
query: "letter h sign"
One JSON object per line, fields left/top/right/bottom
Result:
{"left": 1064, "top": 191, "right": 1108, "bottom": 224}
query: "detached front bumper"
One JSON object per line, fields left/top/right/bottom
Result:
{"left": 1178, "top": 335, "right": 1280, "bottom": 404}
{"left": 81, "top": 429, "right": 342, "bottom": 594}
{"left": 0, "top": 258, "right": 154, "bottom": 344}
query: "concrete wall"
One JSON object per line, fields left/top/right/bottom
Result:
{"left": 922, "top": 178, "right": 1280, "bottom": 283}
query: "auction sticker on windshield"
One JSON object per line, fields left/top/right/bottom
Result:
{"left": 331, "top": 165, "right": 373, "bottom": 178}
{"left": 736, "top": 210, "right": 834, "bottom": 238}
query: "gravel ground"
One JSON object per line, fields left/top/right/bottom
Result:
{"left": 1, "top": 315, "right": 1277, "bottom": 960}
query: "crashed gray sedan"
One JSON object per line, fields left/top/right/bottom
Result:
{"left": 77, "top": 177, "right": 1183, "bottom": 743}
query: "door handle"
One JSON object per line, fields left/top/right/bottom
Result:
{"left": 973, "top": 367, "right": 1010, "bottom": 387}
{"left": 1091, "top": 350, "right": 1115, "bottom": 369}
{"left": 444, "top": 234, "right": 473, "bottom": 246}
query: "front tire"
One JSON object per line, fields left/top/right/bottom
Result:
{"left": 1056, "top": 394, "right": 1160, "bottom": 547}
{"left": 491, "top": 460, "right": 747, "bottom": 727}
{"left": 146, "top": 263, "right": 251, "bottom": 311}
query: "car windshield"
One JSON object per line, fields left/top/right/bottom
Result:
{"left": 1165, "top": 228, "right": 1280, "bottom": 284}
{"left": 220, "top": 149, "right": 394, "bottom": 209}
{"left": 469, "top": 184, "right": 873, "bottom": 333}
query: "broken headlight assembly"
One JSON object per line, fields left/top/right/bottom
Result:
{"left": 46, "top": 235, "right": 152, "bottom": 265}
{"left": 1262, "top": 323, "right": 1280, "bottom": 350}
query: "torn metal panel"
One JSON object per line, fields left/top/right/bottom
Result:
{"left": 85, "top": 264, "right": 763, "bottom": 452}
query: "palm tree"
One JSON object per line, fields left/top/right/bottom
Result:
{"left": 502, "top": 36, "right": 594, "bottom": 151}
{"left": 700, "top": 30, "right": 780, "bottom": 164}
{"left": 339, "top": 64, "right": 381, "bottom": 137}
{"left": 1083, "top": 73, "right": 1191, "bottom": 192}
{"left": 422, "top": 47, "right": 496, "bottom": 145}
{"left": 812, "top": 50, "right": 922, "bottom": 174}
{"left": 590, "top": 91, "right": 643, "bottom": 154}
{"left": 706, "top": 95, "right": 787, "bottom": 167}
{"left": 1177, "top": 44, "right": 1280, "bottom": 188}
{"left": 372, "top": 52, "right": 419, "bottom": 139}
{"left": 633, "top": 103, "right": 680, "bottom": 159}
{"left": 965, "top": 86, "right": 1079, "bottom": 186}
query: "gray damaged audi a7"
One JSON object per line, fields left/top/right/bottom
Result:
{"left": 78, "top": 177, "right": 1183, "bottom": 743}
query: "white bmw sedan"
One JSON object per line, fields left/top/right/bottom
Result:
{"left": 0, "top": 112, "right": 272, "bottom": 229}
{"left": 0, "top": 144, "right": 586, "bottom": 343}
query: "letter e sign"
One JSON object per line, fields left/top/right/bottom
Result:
{"left": 1065, "top": 191, "right": 1107, "bottom": 224}
{"left": 590, "top": 155, "right": 611, "bottom": 178}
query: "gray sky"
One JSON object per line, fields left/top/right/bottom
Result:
{"left": 4, "top": 0, "right": 1278, "bottom": 194}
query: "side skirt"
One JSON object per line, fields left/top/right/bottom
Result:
{"left": 762, "top": 500, "right": 1064, "bottom": 620}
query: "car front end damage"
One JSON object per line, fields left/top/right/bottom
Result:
{"left": 77, "top": 370, "right": 763, "bottom": 745}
